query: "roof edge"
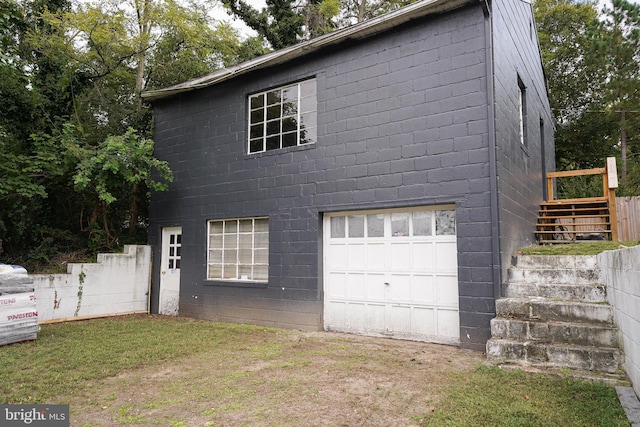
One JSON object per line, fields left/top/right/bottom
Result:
{"left": 142, "top": 0, "right": 477, "bottom": 102}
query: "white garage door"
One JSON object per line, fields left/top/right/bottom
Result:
{"left": 323, "top": 206, "right": 459, "bottom": 344}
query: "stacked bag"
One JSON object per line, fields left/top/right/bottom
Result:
{"left": 0, "top": 264, "right": 40, "bottom": 346}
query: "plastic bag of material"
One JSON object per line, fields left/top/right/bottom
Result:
{"left": 0, "top": 264, "right": 34, "bottom": 294}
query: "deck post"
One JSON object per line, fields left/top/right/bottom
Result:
{"left": 607, "top": 157, "right": 619, "bottom": 241}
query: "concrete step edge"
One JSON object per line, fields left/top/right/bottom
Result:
{"left": 501, "top": 282, "right": 607, "bottom": 302}
{"left": 495, "top": 298, "right": 613, "bottom": 324}
{"left": 490, "top": 317, "right": 619, "bottom": 347}
{"left": 513, "top": 255, "right": 598, "bottom": 269}
{"left": 486, "top": 338, "right": 624, "bottom": 374}
{"left": 507, "top": 268, "right": 602, "bottom": 285}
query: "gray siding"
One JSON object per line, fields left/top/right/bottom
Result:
{"left": 492, "top": 0, "right": 555, "bottom": 280}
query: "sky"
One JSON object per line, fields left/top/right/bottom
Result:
{"left": 598, "top": 0, "right": 640, "bottom": 9}
{"left": 212, "top": 0, "right": 265, "bottom": 36}
{"left": 216, "top": 0, "right": 640, "bottom": 38}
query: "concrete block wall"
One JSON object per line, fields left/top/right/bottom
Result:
{"left": 32, "top": 245, "right": 151, "bottom": 323}
{"left": 492, "top": 0, "right": 555, "bottom": 279}
{"left": 598, "top": 246, "right": 640, "bottom": 398}
{"left": 150, "top": 4, "right": 497, "bottom": 350}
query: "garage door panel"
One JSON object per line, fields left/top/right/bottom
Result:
{"left": 365, "top": 304, "right": 385, "bottom": 332}
{"left": 346, "top": 273, "right": 366, "bottom": 299}
{"left": 327, "top": 272, "right": 346, "bottom": 297}
{"left": 411, "top": 307, "right": 436, "bottom": 336}
{"left": 346, "top": 303, "right": 366, "bottom": 329}
{"left": 411, "top": 274, "right": 436, "bottom": 304}
{"left": 435, "top": 241, "right": 458, "bottom": 271}
{"left": 367, "top": 273, "right": 386, "bottom": 300}
{"left": 412, "top": 242, "right": 434, "bottom": 270}
{"left": 390, "top": 242, "right": 412, "bottom": 270}
{"left": 388, "top": 274, "right": 411, "bottom": 302}
{"left": 437, "top": 275, "right": 459, "bottom": 305}
{"left": 388, "top": 305, "right": 411, "bottom": 334}
{"left": 348, "top": 243, "right": 366, "bottom": 269}
{"left": 328, "top": 244, "right": 348, "bottom": 269}
{"left": 324, "top": 206, "right": 459, "bottom": 343}
{"left": 366, "top": 243, "right": 386, "bottom": 269}
{"left": 436, "top": 308, "right": 460, "bottom": 339}
{"left": 325, "top": 301, "right": 346, "bottom": 329}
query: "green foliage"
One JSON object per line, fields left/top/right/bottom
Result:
{"left": 222, "top": 0, "right": 344, "bottom": 49}
{"left": 535, "top": 0, "right": 640, "bottom": 195}
{"left": 0, "top": 128, "right": 47, "bottom": 201}
{"left": 72, "top": 128, "right": 173, "bottom": 205}
{"left": 337, "top": 0, "right": 414, "bottom": 26}
{"left": 518, "top": 241, "right": 638, "bottom": 255}
{"left": 1, "top": 0, "right": 243, "bottom": 262}
{"left": 222, "top": 0, "right": 305, "bottom": 49}
{"left": 0, "top": 0, "right": 23, "bottom": 64}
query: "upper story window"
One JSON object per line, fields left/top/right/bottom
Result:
{"left": 518, "top": 75, "right": 528, "bottom": 147}
{"left": 248, "top": 79, "right": 317, "bottom": 154}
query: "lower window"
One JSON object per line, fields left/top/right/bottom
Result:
{"left": 207, "top": 217, "right": 268, "bottom": 282}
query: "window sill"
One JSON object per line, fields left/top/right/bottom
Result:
{"left": 246, "top": 143, "right": 315, "bottom": 159}
{"left": 204, "top": 280, "right": 268, "bottom": 289}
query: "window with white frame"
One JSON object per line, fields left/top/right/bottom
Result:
{"left": 518, "top": 75, "right": 528, "bottom": 147}
{"left": 207, "top": 218, "right": 268, "bottom": 282}
{"left": 248, "top": 79, "right": 317, "bottom": 154}
{"left": 329, "top": 208, "right": 456, "bottom": 239}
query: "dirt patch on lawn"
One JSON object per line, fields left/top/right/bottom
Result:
{"left": 67, "top": 331, "right": 485, "bottom": 426}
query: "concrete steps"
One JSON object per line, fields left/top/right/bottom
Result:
{"left": 487, "top": 255, "right": 626, "bottom": 378}
{"left": 491, "top": 318, "right": 618, "bottom": 347}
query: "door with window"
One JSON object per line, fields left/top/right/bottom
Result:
{"left": 160, "top": 227, "right": 182, "bottom": 316}
{"left": 324, "top": 206, "right": 459, "bottom": 344}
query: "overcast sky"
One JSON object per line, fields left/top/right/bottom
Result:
{"left": 216, "top": 0, "right": 640, "bottom": 37}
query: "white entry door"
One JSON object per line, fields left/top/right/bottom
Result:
{"left": 324, "top": 206, "right": 459, "bottom": 344}
{"left": 160, "top": 227, "right": 182, "bottom": 316}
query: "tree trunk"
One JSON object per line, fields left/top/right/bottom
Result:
{"left": 134, "top": 0, "right": 151, "bottom": 112}
{"left": 620, "top": 110, "right": 628, "bottom": 179}
{"left": 128, "top": 182, "right": 139, "bottom": 237}
{"left": 358, "top": 0, "right": 367, "bottom": 22}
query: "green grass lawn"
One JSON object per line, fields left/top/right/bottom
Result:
{"left": 519, "top": 241, "right": 638, "bottom": 256}
{"left": 0, "top": 315, "right": 630, "bottom": 426}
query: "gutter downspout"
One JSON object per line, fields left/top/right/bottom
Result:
{"left": 481, "top": 0, "right": 502, "bottom": 301}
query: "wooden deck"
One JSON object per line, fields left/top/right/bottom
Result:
{"left": 536, "top": 158, "right": 619, "bottom": 243}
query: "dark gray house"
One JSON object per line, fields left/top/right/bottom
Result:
{"left": 144, "top": 0, "right": 554, "bottom": 351}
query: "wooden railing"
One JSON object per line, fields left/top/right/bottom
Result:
{"left": 538, "top": 157, "right": 619, "bottom": 242}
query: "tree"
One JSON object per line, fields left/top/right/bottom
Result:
{"left": 222, "top": 0, "right": 340, "bottom": 49}
{"left": 534, "top": 0, "right": 616, "bottom": 170}
{"left": 0, "top": 0, "right": 244, "bottom": 265}
{"left": 590, "top": 0, "right": 640, "bottom": 182}
{"left": 68, "top": 126, "right": 173, "bottom": 246}
{"left": 337, "top": 0, "right": 413, "bottom": 26}
{"left": 534, "top": 0, "right": 640, "bottom": 196}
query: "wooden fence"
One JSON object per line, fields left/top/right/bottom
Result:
{"left": 555, "top": 196, "right": 639, "bottom": 241}
{"left": 617, "top": 196, "right": 640, "bottom": 241}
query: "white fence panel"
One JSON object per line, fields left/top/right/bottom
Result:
{"left": 32, "top": 245, "right": 151, "bottom": 323}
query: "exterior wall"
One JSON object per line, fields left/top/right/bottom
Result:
{"left": 491, "top": 0, "right": 555, "bottom": 282}
{"left": 32, "top": 245, "right": 151, "bottom": 322}
{"left": 598, "top": 246, "right": 640, "bottom": 399}
{"left": 149, "top": 4, "right": 496, "bottom": 350}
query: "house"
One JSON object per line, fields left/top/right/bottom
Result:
{"left": 143, "top": 0, "right": 554, "bottom": 351}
